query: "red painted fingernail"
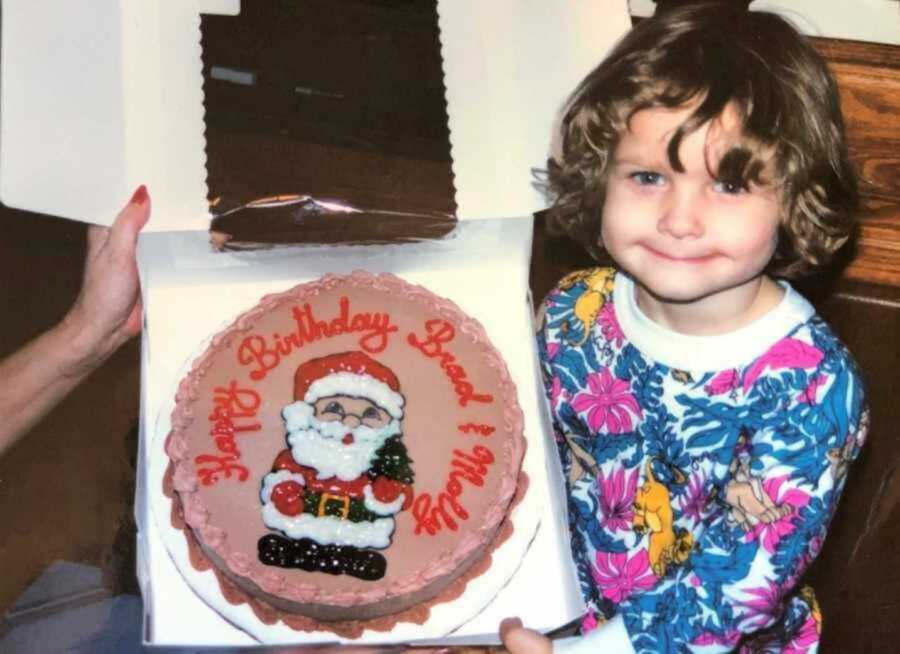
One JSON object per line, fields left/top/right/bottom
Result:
{"left": 130, "top": 185, "right": 149, "bottom": 207}
{"left": 500, "top": 616, "right": 523, "bottom": 637}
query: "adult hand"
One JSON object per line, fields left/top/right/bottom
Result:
{"left": 62, "top": 185, "right": 150, "bottom": 371}
{"left": 0, "top": 186, "right": 150, "bottom": 457}
{"left": 500, "top": 618, "right": 553, "bottom": 654}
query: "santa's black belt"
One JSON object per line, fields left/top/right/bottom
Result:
{"left": 318, "top": 492, "right": 350, "bottom": 519}
{"left": 303, "top": 490, "right": 377, "bottom": 522}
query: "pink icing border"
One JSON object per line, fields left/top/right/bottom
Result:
{"left": 165, "top": 271, "right": 527, "bottom": 611}
{"left": 164, "top": 465, "right": 530, "bottom": 638}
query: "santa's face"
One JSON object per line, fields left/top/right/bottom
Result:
{"left": 314, "top": 396, "right": 392, "bottom": 434}
{"left": 283, "top": 394, "right": 401, "bottom": 481}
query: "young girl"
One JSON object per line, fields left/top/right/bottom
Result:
{"left": 501, "top": 3, "right": 867, "bottom": 653}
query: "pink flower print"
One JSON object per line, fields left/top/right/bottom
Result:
{"left": 591, "top": 550, "right": 657, "bottom": 603}
{"left": 738, "top": 577, "right": 784, "bottom": 629}
{"left": 692, "top": 630, "right": 742, "bottom": 648}
{"left": 597, "top": 466, "right": 639, "bottom": 533}
{"left": 581, "top": 611, "right": 599, "bottom": 634}
{"left": 571, "top": 368, "right": 642, "bottom": 434}
{"left": 553, "top": 426, "right": 567, "bottom": 444}
{"left": 796, "top": 374, "right": 827, "bottom": 405}
{"left": 742, "top": 338, "right": 824, "bottom": 393}
{"left": 678, "top": 471, "right": 710, "bottom": 527}
{"left": 783, "top": 615, "right": 820, "bottom": 654}
{"left": 549, "top": 375, "right": 566, "bottom": 411}
{"left": 747, "top": 475, "right": 811, "bottom": 553}
{"left": 546, "top": 341, "right": 561, "bottom": 362}
{"left": 598, "top": 302, "right": 625, "bottom": 347}
{"left": 705, "top": 368, "right": 740, "bottom": 396}
{"left": 807, "top": 533, "right": 824, "bottom": 561}
{"left": 785, "top": 531, "right": 826, "bottom": 588}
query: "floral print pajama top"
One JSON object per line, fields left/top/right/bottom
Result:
{"left": 539, "top": 268, "right": 867, "bottom": 653}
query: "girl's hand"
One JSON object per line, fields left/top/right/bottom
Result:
{"left": 500, "top": 618, "right": 553, "bottom": 654}
{"left": 61, "top": 185, "right": 150, "bottom": 373}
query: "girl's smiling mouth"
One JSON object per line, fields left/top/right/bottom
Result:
{"left": 640, "top": 244, "right": 720, "bottom": 263}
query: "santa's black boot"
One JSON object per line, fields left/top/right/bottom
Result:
{"left": 333, "top": 545, "right": 387, "bottom": 581}
{"left": 258, "top": 535, "right": 386, "bottom": 580}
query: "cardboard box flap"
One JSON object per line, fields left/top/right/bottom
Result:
{"left": 0, "top": 0, "right": 239, "bottom": 231}
{"left": 2, "top": 0, "right": 630, "bottom": 231}
{"left": 438, "top": 0, "right": 631, "bottom": 220}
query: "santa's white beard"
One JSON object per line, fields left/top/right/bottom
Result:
{"left": 287, "top": 417, "right": 401, "bottom": 481}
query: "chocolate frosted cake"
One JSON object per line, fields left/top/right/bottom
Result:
{"left": 164, "top": 271, "right": 526, "bottom": 634}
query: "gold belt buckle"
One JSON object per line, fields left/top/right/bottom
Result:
{"left": 318, "top": 492, "right": 350, "bottom": 519}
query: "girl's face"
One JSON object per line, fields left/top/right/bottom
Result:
{"left": 600, "top": 103, "right": 783, "bottom": 333}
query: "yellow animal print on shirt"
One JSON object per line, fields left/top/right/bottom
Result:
{"left": 633, "top": 459, "right": 694, "bottom": 577}
{"left": 800, "top": 586, "right": 823, "bottom": 634}
{"left": 559, "top": 267, "right": 616, "bottom": 346}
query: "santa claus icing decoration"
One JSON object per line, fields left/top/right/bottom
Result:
{"left": 258, "top": 351, "right": 414, "bottom": 581}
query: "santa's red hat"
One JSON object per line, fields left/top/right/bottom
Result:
{"left": 293, "top": 351, "right": 404, "bottom": 419}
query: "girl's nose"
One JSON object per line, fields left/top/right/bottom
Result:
{"left": 658, "top": 188, "right": 704, "bottom": 239}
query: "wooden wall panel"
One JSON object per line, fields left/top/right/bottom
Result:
{"left": 814, "top": 38, "right": 900, "bottom": 287}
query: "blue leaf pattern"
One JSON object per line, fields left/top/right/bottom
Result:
{"left": 540, "top": 268, "right": 868, "bottom": 653}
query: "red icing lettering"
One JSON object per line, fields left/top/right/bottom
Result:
{"left": 237, "top": 335, "right": 280, "bottom": 381}
{"left": 194, "top": 454, "right": 249, "bottom": 486}
{"left": 458, "top": 423, "right": 496, "bottom": 437}
{"left": 407, "top": 319, "right": 494, "bottom": 407}
{"left": 194, "top": 381, "right": 261, "bottom": 486}
{"left": 275, "top": 334, "right": 294, "bottom": 357}
{"left": 236, "top": 296, "right": 397, "bottom": 380}
{"left": 450, "top": 451, "right": 489, "bottom": 487}
{"left": 214, "top": 435, "right": 240, "bottom": 456}
{"left": 412, "top": 445, "right": 495, "bottom": 535}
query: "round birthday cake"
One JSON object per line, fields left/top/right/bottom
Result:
{"left": 164, "top": 271, "right": 526, "bottom": 634}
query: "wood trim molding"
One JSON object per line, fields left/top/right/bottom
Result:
{"left": 813, "top": 37, "right": 900, "bottom": 287}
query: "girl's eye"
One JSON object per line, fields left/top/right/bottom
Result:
{"left": 363, "top": 407, "right": 381, "bottom": 420}
{"left": 713, "top": 179, "right": 747, "bottom": 195}
{"left": 324, "top": 402, "right": 344, "bottom": 415}
{"left": 629, "top": 171, "right": 666, "bottom": 186}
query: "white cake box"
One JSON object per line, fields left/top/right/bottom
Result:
{"left": 0, "top": 0, "right": 632, "bottom": 647}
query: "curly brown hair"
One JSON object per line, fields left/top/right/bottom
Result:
{"left": 544, "top": 1, "right": 858, "bottom": 277}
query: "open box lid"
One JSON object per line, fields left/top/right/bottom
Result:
{"left": 0, "top": 0, "right": 630, "bottom": 230}
{"left": 0, "top": 0, "right": 238, "bottom": 231}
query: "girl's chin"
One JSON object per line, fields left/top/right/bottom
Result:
{"left": 634, "top": 279, "right": 719, "bottom": 305}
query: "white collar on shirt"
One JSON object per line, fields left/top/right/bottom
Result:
{"left": 612, "top": 271, "right": 816, "bottom": 372}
